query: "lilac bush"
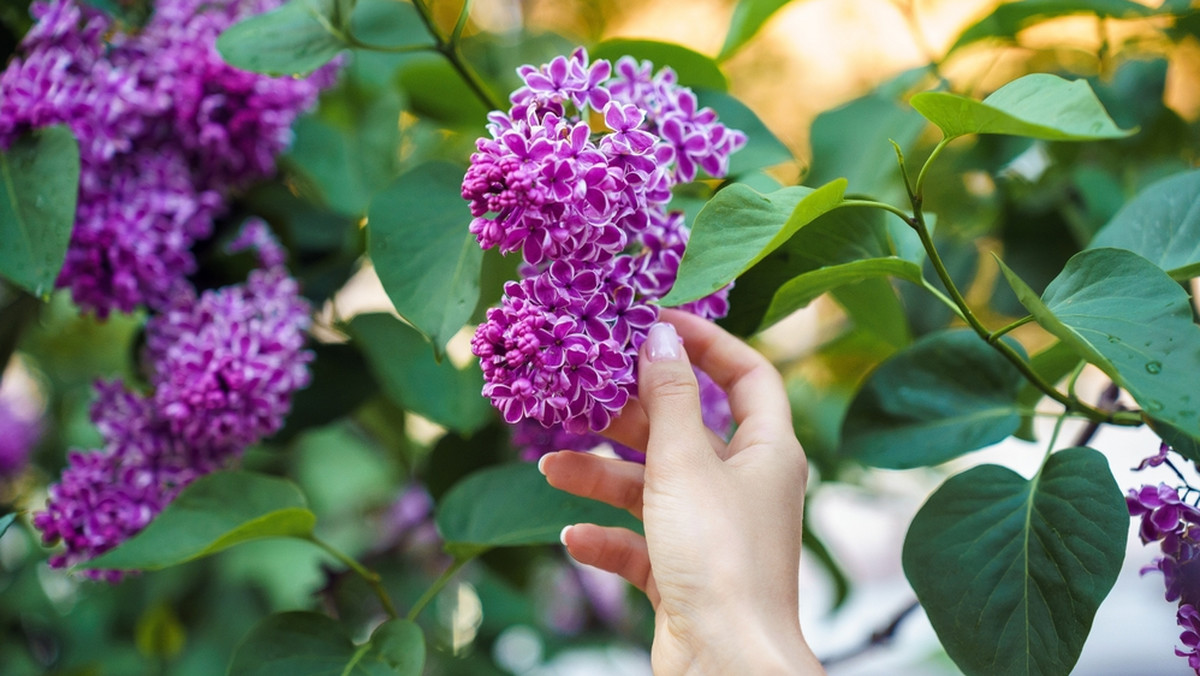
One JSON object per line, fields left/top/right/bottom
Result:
{"left": 466, "top": 48, "right": 744, "bottom": 439}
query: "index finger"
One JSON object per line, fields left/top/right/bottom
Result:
{"left": 658, "top": 308, "right": 793, "bottom": 436}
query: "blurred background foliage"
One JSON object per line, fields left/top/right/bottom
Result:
{"left": 1, "top": 0, "right": 1199, "bottom": 673}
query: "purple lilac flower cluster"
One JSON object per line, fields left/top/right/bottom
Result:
{"left": 1128, "top": 445, "right": 1200, "bottom": 673}
{"left": 465, "top": 48, "right": 744, "bottom": 438}
{"left": 0, "top": 0, "right": 335, "bottom": 315}
{"left": 32, "top": 224, "right": 312, "bottom": 579}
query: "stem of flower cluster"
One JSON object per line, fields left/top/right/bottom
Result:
{"left": 406, "top": 556, "right": 470, "bottom": 622}
{"left": 410, "top": 0, "right": 505, "bottom": 111}
{"left": 310, "top": 535, "right": 399, "bottom": 619}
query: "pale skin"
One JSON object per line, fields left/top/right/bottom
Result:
{"left": 538, "top": 309, "right": 827, "bottom": 675}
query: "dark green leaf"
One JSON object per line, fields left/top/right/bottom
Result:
{"left": 843, "top": 329, "right": 1026, "bottom": 469}
{"left": 0, "top": 512, "right": 16, "bottom": 540}
{"left": 277, "top": 343, "right": 379, "bottom": 442}
{"left": 910, "top": 74, "right": 1134, "bottom": 141}
{"left": 808, "top": 73, "right": 929, "bottom": 198}
{"left": 436, "top": 463, "right": 643, "bottom": 558}
{"left": 903, "top": 447, "right": 1127, "bottom": 676}
{"left": 591, "top": 39, "right": 727, "bottom": 91}
{"left": 719, "top": 0, "right": 795, "bottom": 60}
{"left": 949, "top": 0, "right": 1156, "bottom": 54}
{"left": 765, "top": 259, "right": 923, "bottom": 332}
{"left": 228, "top": 612, "right": 424, "bottom": 676}
{"left": 348, "top": 313, "right": 491, "bottom": 435}
{"left": 802, "top": 513, "right": 850, "bottom": 610}
{"left": 1089, "top": 168, "right": 1200, "bottom": 279}
{"left": 397, "top": 55, "right": 492, "bottom": 125}
{"left": 998, "top": 248, "right": 1200, "bottom": 445}
{"left": 1015, "top": 340, "right": 1081, "bottom": 441}
{"left": 347, "top": 0, "right": 431, "bottom": 49}
{"left": 87, "top": 472, "right": 316, "bottom": 571}
{"left": 285, "top": 88, "right": 403, "bottom": 216}
{"left": 0, "top": 126, "right": 80, "bottom": 298}
{"left": 368, "top": 162, "right": 482, "bottom": 353}
{"left": 217, "top": 0, "right": 346, "bottom": 77}
{"left": 660, "top": 179, "right": 847, "bottom": 306}
{"left": 695, "top": 89, "right": 793, "bottom": 176}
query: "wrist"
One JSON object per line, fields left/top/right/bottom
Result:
{"left": 690, "top": 619, "right": 824, "bottom": 674}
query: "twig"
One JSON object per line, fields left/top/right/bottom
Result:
{"left": 820, "top": 600, "right": 921, "bottom": 667}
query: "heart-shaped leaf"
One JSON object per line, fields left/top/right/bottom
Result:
{"left": 368, "top": 162, "right": 483, "bottom": 354}
{"left": 903, "top": 447, "right": 1127, "bottom": 676}
{"left": 0, "top": 126, "right": 80, "bottom": 298}
{"left": 87, "top": 471, "right": 316, "bottom": 571}
{"left": 228, "top": 612, "right": 424, "bottom": 676}
{"left": 217, "top": 0, "right": 346, "bottom": 77}
{"left": 842, "top": 329, "right": 1026, "bottom": 469}
{"left": 1089, "top": 168, "right": 1200, "bottom": 279}
{"left": 436, "top": 462, "right": 643, "bottom": 559}
{"left": 660, "top": 179, "right": 847, "bottom": 306}
{"left": 349, "top": 313, "right": 492, "bottom": 435}
{"left": 998, "top": 247, "right": 1200, "bottom": 448}
{"left": 910, "top": 74, "right": 1134, "bottom": 141}
{"left": 718, "top": 0, "right": 794, "bottom": 60}
{"left": 591, "top": 39, "right": 727, "bottom": 91}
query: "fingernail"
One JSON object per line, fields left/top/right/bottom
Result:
{"left": 537, "top": 454, "right": 550, "bottom": 476}
{"left": 559, "top": 525, "right": 572, "bottom": 546}
{"left": 646, "top": 322, "right": 681, "bottom": 362}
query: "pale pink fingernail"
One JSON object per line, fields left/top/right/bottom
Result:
{"left": 559, "top": 525, "right": 573, "bottom": 546}
{"left": 537, "top": 454, "right": 550, "bottom": 476}
{"left": 645, "top": 322, "right": 681, "bottom": 362}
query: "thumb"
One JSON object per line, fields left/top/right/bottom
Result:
{"left": 638, "top": 322, "right": 714, "bottom": 472}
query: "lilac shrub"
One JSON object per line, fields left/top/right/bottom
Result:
{"left": 1128, "top": 444, "right": 1200, "bottom": 673}
{"left": 0, "top": 0, "right": 334, "bottom": 315}
{"left": 465, "top": 48, "right": 744, "bottom": 442}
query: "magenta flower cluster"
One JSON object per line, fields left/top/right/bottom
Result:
{"left": 0, "top": 0, "right": 335, "bottom": 315}
{"left": 465, "top": 48, "right": 744, "bottom": 436}
{"left": 32, "top": 223, "right": 312, "bottom": 579}
{"left": 1127, "top": 454, "right": 1200, "bottom": 673}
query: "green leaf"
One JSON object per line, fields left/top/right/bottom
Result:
{"left": 228, "top": 612, "right": 424, "bottom": 676}
{"left": 0, "top": 125, "right": 80, "bottom": 298}
{"left": 807, "top": 71, "right": 930, "bottom": 198}
{"left": 87, "top": 471, "right": 316, "bottom": 571}
{"left": 591, "top": 39, "right": 727, "bottom": 91}
{"left": 997, "top": 248, "right": 1200, "bottom": 446}
{"left": 1015, "top": 340, "right": 1081, "bottom": 441}
{"left": 842, "top": 329, "right": 1026, "bottom": 469}
{"left": 0, "top": 512, "right": 16, "bottom": 540}
{"left": 348, "top": 313, "right": 491, "bottom": 435}
{"left": 1089, "top": 168, "right": 1200, "bottom": 279}
{"left": 949, "top": 0, "right": 1157, "bottom": 55}
{"left": 135, "top": 603, "right": 185, "bottom": 660}
{"left": 436, "top": 463, "right": 643, "bottom": 558}
{"left": 718, "top": 0, "right": 794, "bottom": 61}
{"left": 694, "top": 89, "right": 793, "bottom": 176}
{"left": 217, "top": 0, "right": 345, "bottom": 77}
{"left": 910, "top": 74, "right": 1134, "bottom": 141}
{"left": 903, "top": 447, "right": 1127, "bottom": 676}
{"left": 660, "top": 179, "right": 847, "bottom": 306}
{"left": 397, "top": 55, "right": 491, "bottom": 125}
{"left": 368, "top": 162, "right": 482, "bottom": 353}
{"left": 285, "top": 87, "right": 403, "bottom": 216}
{"left": 764, "top": 258, "right": 924, "bottom": 331}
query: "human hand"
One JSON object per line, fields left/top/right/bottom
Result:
{"left": 538, "top": 309, "right": 825, "bottom": 674}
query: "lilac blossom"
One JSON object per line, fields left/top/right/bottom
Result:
{"left": 1128, "top": 446, "right": 1200, "bottom": 673}
{"left": 0, "top": 397, "right": 41, "bottom": 478}
{"left": 0, "top": 0, "right": 335, "bottom": 315}
{"left": 466, "top": 48, "right": 743, "bottom": 438}
{"left": 34, "top": 227, "right": 312, "bottom": 578}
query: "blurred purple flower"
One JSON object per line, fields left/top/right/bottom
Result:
{"left": 0, "top": 0, "right": 336, "bottom": 315}
{"left": 1178, "top": 604, "right": 1200, "bottom": 673}
{"left": 0, "top": 398, "right": 40, "bottom": 478}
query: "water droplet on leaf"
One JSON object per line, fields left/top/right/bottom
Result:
{"left": 1145, "top": 361, "right": 1162, "bottom": 374}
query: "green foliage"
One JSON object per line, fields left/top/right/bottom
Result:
{"left": 0, "top": 126, "right": 80, "bottom": 298}
{"left": 216, "top": 0, "right": 347, "bottom": 76}
{"left": 367, "top": 162, "right": 482, "bottom": 354}
{"left": 948, "top": 0, "right": 1157, "bottom": 55}
{"left": 695, "top": 90, "right": 794, "bottom": 175}
{"left": 592, "top": 39, "right": 727, "bottom": 91}
{"left": 903, "top": 447, "right": 1127, "bottom": 676}
{"left": 87, "top": 472, "right": 316, "bottom": 571}
{"left": 661, "top": 179, "right": 847, "bottom": 306}
{"left": 348, "top": 313, "right": 492, "bottom": 435}
{"left": 718, "top": 0, "right": 794, "bottom": 61}
{"left": 228, "top": 612, "right": 424, "bottom": 676}
{"left": 435, "top": 463, "right": 643, "bottom": 559}
{"left": 842, "top": 330, "right": 1027, "bottom": 468}
{"left": 0, "top": 513, "right": 15, "bottom": 540}
{"left": 911, "top": 74, "right": 1134, "bottom": 141}
{"left": 998, "top": 248, "right": 1200, "bottom": 449}
{"left": 135, "top": 603, "right": 186, "bottom": 660}
{"left": 1089, "top": 168, "right": 1200, "bottom": 279}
